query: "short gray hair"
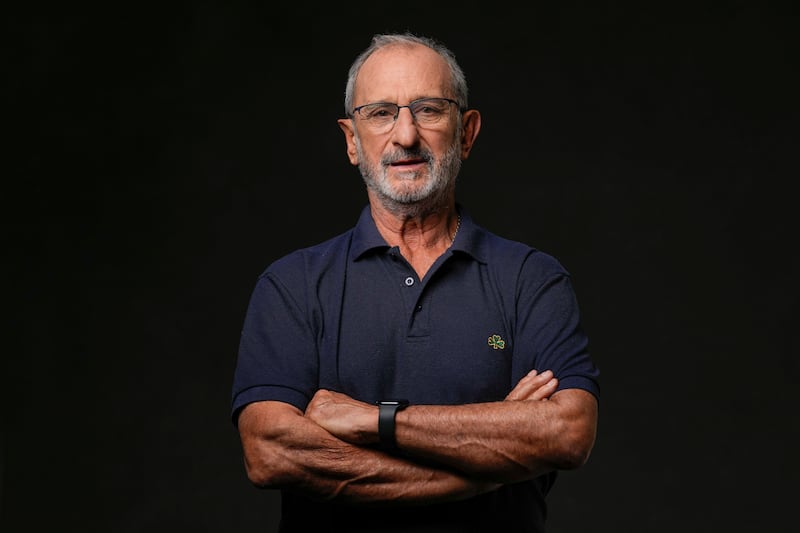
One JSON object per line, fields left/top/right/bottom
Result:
{"left": 343, "top": 33, "right": 469, "bottom": 117}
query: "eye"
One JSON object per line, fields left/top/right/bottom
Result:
{"left": 411, "top": 99, "right": 449, "bottom": 119}
{"left": 363, "top": 104, "right": 397, "bottom": 119}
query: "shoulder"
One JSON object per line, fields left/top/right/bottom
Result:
{"left": 259, "top": 229, "right": 355, "bottom": 287}
{"left": 472, "top": 225, "right": 569, "bottom": 282}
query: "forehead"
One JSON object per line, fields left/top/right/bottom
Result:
{"left": 355, "top": 43, "right": 451, "bottom": 103}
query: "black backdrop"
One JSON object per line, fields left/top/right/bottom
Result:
{"left": 5, "top": 2, "right": 798, "bottom": 532}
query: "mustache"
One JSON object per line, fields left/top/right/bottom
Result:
{"left": 381, "top": 148, "right": 433, "bottom": 166}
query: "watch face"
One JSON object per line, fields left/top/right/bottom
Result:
{"left": 378, "top": 400, "right": 409, "bottom": 406}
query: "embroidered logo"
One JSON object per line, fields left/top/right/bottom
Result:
{"left": 487, "top": 334, "right": 506, "bottom": 350}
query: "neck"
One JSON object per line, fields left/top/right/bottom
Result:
{"left": 371, "top": 203, "right": 458, "bottom": 249}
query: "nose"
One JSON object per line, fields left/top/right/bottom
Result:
{"left": 390, "top": 106, "right": 420, "bottom": 145}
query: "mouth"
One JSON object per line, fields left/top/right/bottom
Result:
{"left": 387, "top": 154, "right": 428, "bottom": 168}
{"left": 388, "top": 157, "right": 427, "bottom": 169}
{"left": 383, "top": 148, "right": 431, "bottom": 173}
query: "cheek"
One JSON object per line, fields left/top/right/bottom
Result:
{"left": 424, "top": 130, "right": 459, "bottom": 153}
{"left": 356, "top": 137, "right": 386, "bottom": 163}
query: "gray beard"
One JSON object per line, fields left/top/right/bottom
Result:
{"left": 355, "top": 137, "right": 462, "bottom": 218}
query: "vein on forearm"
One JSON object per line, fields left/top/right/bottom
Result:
{"left": 395, "top": 393, "right": 594, "bottom": 482}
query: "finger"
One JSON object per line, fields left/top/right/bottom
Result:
{"left": 505, "top": 370, "right": 554, "bottom": 401}
{"left": 505, "top": 373, "right": 536, "bottom": 401}
{"left": 528, "top": 377, "right": 559, "bottom": 401}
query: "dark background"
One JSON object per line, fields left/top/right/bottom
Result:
{"left": 5, "top": 2, "right": 798, "bottom": 531}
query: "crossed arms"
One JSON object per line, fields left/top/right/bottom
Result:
{"left": 236, "top": 369, "right": 598, "bottom": 506}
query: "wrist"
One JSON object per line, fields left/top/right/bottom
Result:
{"left": 376, "top": 400, "right": 409, "bottom": 450}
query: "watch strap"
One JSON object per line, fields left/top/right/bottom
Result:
{"left": 377, "top": 400, "right": 408, "bottom": 450}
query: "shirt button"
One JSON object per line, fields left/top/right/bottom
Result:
{"left": 404, "top": 277, "right": 414, "bottom": 286}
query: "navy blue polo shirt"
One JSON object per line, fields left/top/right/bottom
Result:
{"left": 232, "top": 204, "right": 599, "bottom": 418}
{"left": 231, "top": 204, "right": 600, "bottom": 531}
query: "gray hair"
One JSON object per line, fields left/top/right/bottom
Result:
{"left": 343, "top": 33, "right": 469, "bottom": 117}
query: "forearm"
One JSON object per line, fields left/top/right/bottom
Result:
{"left": 307, "top": 381, "right": 598, "bottom": 484}
{"left": 237, "top": 401, "right": 498, "bottom": 505}
{"left": 395, "top": 389, "right": 598, "bottom": 482}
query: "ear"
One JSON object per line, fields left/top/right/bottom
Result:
{"left": 337, "top": 118, "right": 359, "bottom": 166}
{"left": 459, "top": 109, "right": 481, "bottom": 160}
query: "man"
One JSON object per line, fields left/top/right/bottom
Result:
{"left": 231, "top": 32, "right": 600, "bottom": 532}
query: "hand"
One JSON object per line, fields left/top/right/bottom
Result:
{"left": 305, "top": 389, "right": 378, "bottom": 446}
{"left": 505, "top": 369, "right": 558, "bottom": 402}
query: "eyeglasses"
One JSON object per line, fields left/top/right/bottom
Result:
{"left": 351, "top": 97, "right": 462, "bottom": 132}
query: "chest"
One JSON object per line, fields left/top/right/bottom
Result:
{"left": 336, "top": 254, "right": 514, "bottom": 404}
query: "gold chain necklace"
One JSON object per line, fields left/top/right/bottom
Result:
{"left": 449, "top": 214, "right": 462, "bottom": 244}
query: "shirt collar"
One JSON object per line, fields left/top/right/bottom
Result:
{"left": 349, "top": 204, "right": 487, "bottom": 264}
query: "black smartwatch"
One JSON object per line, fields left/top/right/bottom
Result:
{"left": 377, "top": 400, "right": 409, "bottom": 450}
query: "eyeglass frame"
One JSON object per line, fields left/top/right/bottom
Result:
{"left": 349, "top": 97, "right": 465, "bottom": 126}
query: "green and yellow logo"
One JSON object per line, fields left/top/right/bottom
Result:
{"left": 487, "top": 334, "right": 506, "bottom": 350}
